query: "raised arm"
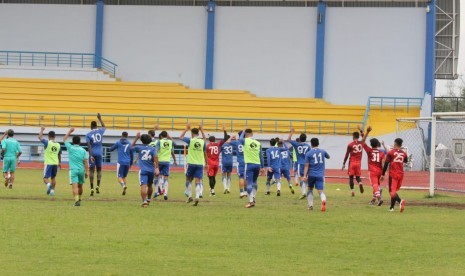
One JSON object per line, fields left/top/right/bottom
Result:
{"left": 199, "top": 124, "right": 206, "bottom": 141}
{"left": 38, "top": 126, "right": 45, "bottom": 141}
{"left": 97, "top": 113, "right": 105, "bottom": 128}
{"left": 286, "top": 128, "right": 295, "bottom": 142}
{"left": 361, "top": 126, "right": 372, "bottom": 144}
{"left": 63, "top": 128, "right": 75, "bottom": 142}
{"left": 179, "top": 123, "right": 191, "bottom": 140}
{"left": 132, "top": 132, "right": 141, "bottom": 147}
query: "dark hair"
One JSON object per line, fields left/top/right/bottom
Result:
{"left": 299, "top": 133, "right": 307, "bottom": 142}
{"left": 158, "top": 133, "right": 163, "bottom": 139}
{"left": 225, "top": 134, "right": 231, "bottom": 141}
{"left": 191, "top": 128, "right": 199, "bottom": 135}
{"left": 245, "top": 128, "right": 253, "bottom": 134}
{"left": 394, "top": 138, "right": 403, "bottom": 147}
{"left": 7, "top": 129, "right": 14, "bottom": 137}
{"left": 278, "top": 140, "right": 283, "bottom": 146}
{"left": 122, "top": 131, "right": 128, "bottom": 138}
{"left": 160, "top": 131, "right": 168, "bottom": 138}
{"left": 48, "top": 131, "right": 56, "bottom": 138}
{"left": 310, "top": 138, "right": 319, "bottom": 147}
{"left": 90, "top": 121, "right": 97, "bottom": 129}
{"left": 209, "top": 136, "right": 216, "bottom": 142}
{"left": 270, "top": 138, "right": 277, "bottom": 146}
{"left": 140, "top": 134, "right": 151, "bottom": 145}
{"left": 148, "top": 130, "right": 155, "bottom": 138}
{"left": 353, "top": 132, "right": 360, "bottom": 139}
{"left": 238, "top": 130, "right": 243, "bottom": 136}
{"left": 370, "top": 138, "right": 379, "bottom": 148}
{"left": 72, "top": 136, "right": 80, "bottom": 145}
{"left": 296, "top": 138, "right": 300, "bottom": 142}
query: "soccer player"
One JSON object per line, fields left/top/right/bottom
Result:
{"left": 265, "top": 138, "right": 282, "bottom": 196}
{"left": 303, "top": 138, "right": 330, "bottom": 212}
{"left": 381, "top": 138, "right": 408, "bottom": 212}
{"left": 1, "top": 129, "right": 22, "bottom": 189}
{"left": 291, "top": 138, "right": 299, "bottom": 187}
{"left": 156, "top": 130, "right": 177, "bottom": 200}
{"left": 238, "top": 128, "right": 265, "bottom": 208}
{"left": 86, "top": 113, "right": 106, "bottom": 196}
{"left": 361, "top": 126, "right": 385, "bottom": 206}
{"left": 286, "top": 128, "right": 310, "bottom": 199}
{"left": 221, "top": 136, "right": 234, "bottom": 194}
{"left": 63, "top": 128, "right": 89, "bottom": 207}
{"left": 38, "top": 127, "right": 62, "bottom": 196}
{"left": 132, "top": 132, "right": 159, "bottom": 207}
{"left": 342, "top": 129, "right": 364, "bottom": 196}
{"left": 206, "top": 125, "right": 228, "bottom": 196}
{"left": 108, "top": 131, "right": 133, "bottom": 196}
{"left": 231, "top": 130, "right": 247, "bottom": 198}
{"left": 278, "top": 139, "right": 295, "bottom": 194}
{"left": 180, "top": 123, "right": 207, "bottom": 206}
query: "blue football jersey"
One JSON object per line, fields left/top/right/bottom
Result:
{"left": 280, "top": 147, "right": 292, "bottom": 170}
{"left": 289, "top": 141, "right": 310, "bottom": 164}
{"left": 266, "top": 147, "right": 282, "bottom": 168}
{"left": 221, "top": 142, "right": 234, "bottom": 165}
{"left": 305, "top": 148, "right": 330, "bottom": 178}
{"left": 109, "top": 138, "right": 132, "bottom": 166}
{"left": 134, "top": 145, "right": 157, "bottom": 172}
{"left": 86, "top": 128, "right": 106, "bottom": 156}
{"left": 230, "top": 140, "right": 244, "bottom": 165}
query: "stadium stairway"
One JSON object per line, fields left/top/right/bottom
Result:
{"left": 0, "top": 78, "right": 369, "bottom": 134}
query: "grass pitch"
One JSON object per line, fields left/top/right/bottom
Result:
{"left": 0, "top": 169, "right": 464, "bottom": 276}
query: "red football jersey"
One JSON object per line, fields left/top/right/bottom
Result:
{"left": 346, "top": 140, "right": 363, "bottom": 164}
{"left": 386, "top": 149, "right": 408, "bottom": 176}
{"left": 362, "top": 143, "right": 385, "bottom": 172}
{"left": 206, "top": 142, "right": 221, "bottom": 164}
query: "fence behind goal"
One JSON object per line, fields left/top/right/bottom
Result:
{"left": 396, "top": 112, "right": 465, "bottom": 195}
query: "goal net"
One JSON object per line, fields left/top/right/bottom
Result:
{"left": 396, "top": 112, "right": 465, "bottom": 196}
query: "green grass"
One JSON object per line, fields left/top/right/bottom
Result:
{"left": 0, "top": 169, "right": 464, "bottom": 276}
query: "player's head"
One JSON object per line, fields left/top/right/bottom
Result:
{"left": 122, "top": 131, "right": 128, "bottom": 138}
{"left": 148, "top": 130, "right": 155, "bottom": 138}
{"left": 278, "top": 139, "right": 283, "bottom": 147}
{"left": 370, "top": 138, "right": 379, "bottom": 148}
{"left": 270, "top": 138, "right": 277, "bottom": 146}
{"left": 296, "top": 137, "right": 300, "bottom": 143}
{"left": 160, "top": 131, "right": 168, "bottom": 138}
{"left": 90, "top": 121, "right": 98, "bottom": 130}
{"left": 209, "top": 136, "right": 216, "bottom": 142}
{"left": 299, "top": 133, "right": 307, "bottom": 142}
{"left": 394, "top": 138, "right": 403, "bottom": 148}
{"left": 72, "top": 135, "right": 80, "bottom": 145}
{"left": 140, "top": 134, "right": 151, "bottom": 145}
{"left": 310, "top": 138, "right": 319, "bottom": 147}
{"left": 7, "top": 129, "right": 14, "bottom": 137}
{"left": 48, "top": 131, "right": 56, "bottom": 139}
{"left": 191, "top": 128, "right": 199, "bottom": 136}
{"left": 245, "top": 129, "right": 253, "bottom": 138}
{"left": 353, "top": 131, "right": 360, "bottom": 139}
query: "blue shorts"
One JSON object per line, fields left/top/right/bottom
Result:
{"left": 89, "top": 155, "right": 103, "bottom": 169}
{"left": 117, "top": 163, "right": 130, "bottom": 178}
{"left": 245, "top": 163, "right": 261, "bottom": 185}
{"left": 293, "top": 162, "right": 298, "bottom": 172}
{"left": 159, "top": 162, "right": 170, "bottom": 176}
{"left": 281, "top": 169, "right": 291, "bottom": 181}
{"left": 267, "top": 167, "right": 281, "bottom": 180}
{"left": 186, "top": 164, "right": 203, "bottom": 179}
{"left": 295, "top": 163, "right": 305, "bottom": 177}
{"left": 237, "top": 163, "right": 245, "bottom": 179}
{"left": 139, "top": 170, "right": 154, "bottom": 185}
{"left": 222, "top": 164, "right": 233, "bottom": 173}
{"left": 307, "top": 176, "right": 324, "bottom": 190}
{"left": 43, "top": 164, "right": 58, "bottom": 179}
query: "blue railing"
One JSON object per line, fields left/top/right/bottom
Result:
{"left": 362, "top": 96, "right": 423, "bottom": 129}
{"left": 0, "top": 50, "right": 117, "bottom": 77}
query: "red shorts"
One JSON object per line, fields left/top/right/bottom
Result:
{"left": 348, "top": 162, "right": 361, "bottom": 177}
{"left": 389, "top": 174, "right": 404, "bottom": 197}
{"left": 208, "top": 164, "right": 219, "bottom": 177}
{"left": 368, "top": 169, "right": 382, "bottom": 196}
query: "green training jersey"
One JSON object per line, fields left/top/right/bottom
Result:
{"left": 1, "top": 138, "right": 21, "bottom": 160}
{"left": 292, "top": 148, "right": 297, "bottom": 162}
{"left": 187, "top": 137, "right": 205, "bottom": 165}
{"left": 244, "top": 137, "right": 261, "bottom": 165}
{"left": 44, "top": 140, "right": 61, "bottom": 165}
{"left": 149, "top": 139, "right": 159, "bottom": 148}
{"left": 158, "top": 138, "right": 173, "bottom": 163}
{"left": 65, "top": 141, "right": 88, "bottom": 172}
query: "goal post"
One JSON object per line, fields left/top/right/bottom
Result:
{"left": 397, "top": 112, "right": 465, "bottom": 196}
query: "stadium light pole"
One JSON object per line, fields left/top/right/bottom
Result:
{"left": 94, "top": 0, "right": 104, "bottom": 69}
{"left": 314, "top": 0, "right": 326, "bottom": 99}
{"left": 425, "top": 0, "right": 436, "bottom": 156}
{"left": 204, "top": 0, "right": 216, "bottom": 90}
